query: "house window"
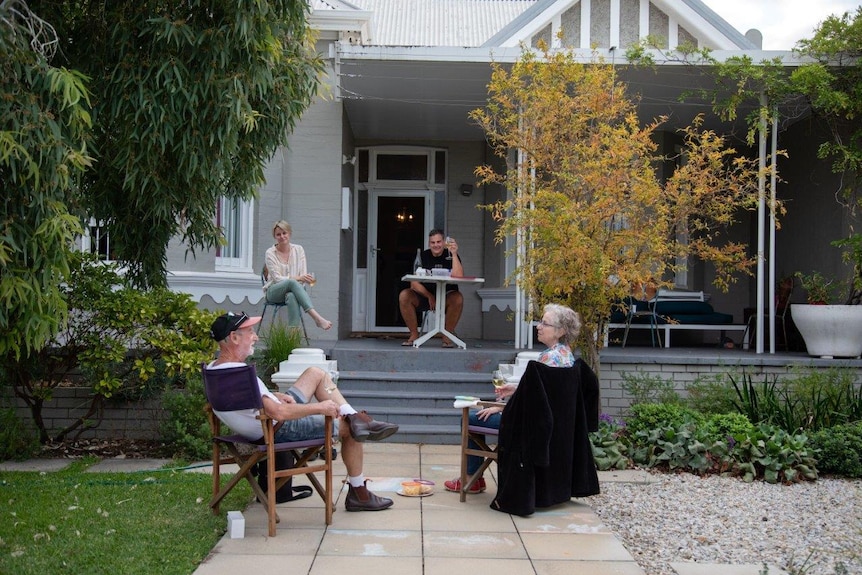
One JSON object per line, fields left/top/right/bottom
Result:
{"left": 81, "top": 218, "right": 115, "bottom": 261}
{"left": 215, "top": 196, "right": 254, "bottom": 272}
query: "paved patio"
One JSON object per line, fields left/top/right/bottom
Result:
{"left": 191, "top": 442, "right": 647, "bottom": 575}
{"left": 1, "top": 443, "right": 788, "bottom": 575}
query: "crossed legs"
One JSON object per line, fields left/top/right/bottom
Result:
{"left": 291, "top": 367, "right": 362, "bottom": 476}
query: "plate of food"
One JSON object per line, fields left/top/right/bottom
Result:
{"left": 397, "top": 480, "right": 434, "bottom": 497}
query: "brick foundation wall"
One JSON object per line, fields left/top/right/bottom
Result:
{"left": 11, "top": 387, "right": 166, "bottom": 440}
{"left": 599, "top": 361, "right": 862, "bottom": 417}
{"left": 8, "top": 362, "right": 860, "bottom": 440}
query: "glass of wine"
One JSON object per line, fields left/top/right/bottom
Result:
{"left": 308, "top": 272, "right": 316, "bottom": 290}
{"left": 491, "top": 370, "right": 505, "bottom": 388}
{"left": 445, "top": 236, "right": 453, "bottom": 260}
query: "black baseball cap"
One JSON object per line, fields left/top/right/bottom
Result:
{"left": 210, "top": 311, "right": 262, "bottom": 341}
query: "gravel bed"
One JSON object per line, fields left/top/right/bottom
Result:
{"left": 588, "top": 472, "right": 862, "bottom": 575}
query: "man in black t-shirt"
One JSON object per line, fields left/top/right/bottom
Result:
{"left": 398, "top": 229, "right": 464, "bottom": 347}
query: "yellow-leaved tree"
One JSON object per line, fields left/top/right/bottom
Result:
{"left": 471, "top": 45, "right": 768, "bottom": 374}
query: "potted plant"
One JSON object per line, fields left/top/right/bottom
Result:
{"left": 794, "top": 271, "right": 833, "bottom": 305}
{"left": 792, "top": 247, "right": 862, "bottom": 358}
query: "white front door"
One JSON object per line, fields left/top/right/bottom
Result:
{"left": 367, "top": 190, "right": 433, "bottom": 331}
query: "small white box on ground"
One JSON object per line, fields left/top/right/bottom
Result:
{"left": 227, "top": 511, "right": 245, "bottom": 539}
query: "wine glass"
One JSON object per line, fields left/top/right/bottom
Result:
{"left": 491, "top": 370, "right": 505, "bottom": 388}
{"left": 445, "top": 236, "right": 453, "bottom": 260}
{"left": 307, "top": 272, "right": 316, "bottom": 293}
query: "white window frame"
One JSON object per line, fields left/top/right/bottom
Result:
{"left": 80, "top": 217, "right": 114, "bottom": 262}
{"left": 215, "top": 196, "right": 254, "bottom": 272}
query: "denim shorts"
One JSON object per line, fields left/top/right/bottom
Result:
{"left": 273, "top": 387, "right": 340, "bottom": 442}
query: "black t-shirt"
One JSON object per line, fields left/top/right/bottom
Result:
{"left": 420, "top": 249, "right": 462, "bottom": 294}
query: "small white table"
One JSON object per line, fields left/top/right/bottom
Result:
{"left": 401, "top": 274, "right": 485, "bottom": 349}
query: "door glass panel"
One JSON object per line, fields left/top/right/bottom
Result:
{"left": 435, "top": 150, "right": 446, "bottom": 184}
{"left": 374, "top": 196, "right": 425, "bottom": 328}
{"left": 357, "top": 188, "right": 368, "bottom": 268}
{"left": 376, "top": 154, "right": 428, "bottom": 181}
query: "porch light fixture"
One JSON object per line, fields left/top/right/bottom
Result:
{"left": 342, "top": 154, "right": 356, "bottom": 166}
{"left": 460, "top": 184, "right": 473, "bottom": 196}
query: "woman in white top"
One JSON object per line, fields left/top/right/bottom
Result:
{"left": 263, "top": 220, "right": 332, "bottom": 330}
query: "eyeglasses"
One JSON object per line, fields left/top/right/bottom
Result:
{"left": 538, "top": 320, "right": 560, "bottom": 328}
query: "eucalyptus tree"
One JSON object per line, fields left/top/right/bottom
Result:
{"left": 30, "top": 0, "right": 324, "bottom": 289}
{"left": 0, "top": 0, "right": 92, "bottom": 359}
{"left": 472, "top": 45, "right": 762, "bottom": 372}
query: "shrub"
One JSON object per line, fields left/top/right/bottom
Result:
{"left": 731, "top": 368, "right": 862, "bottom": 434}
{"left": 590, "top": 413, "right": 629, "bottom": 470}
{"left": 685, "top": 372, "right": 738, "bottom": 414}
{"left": 700, "top": 412, "right": 756, "bottom": 445}
{"left": 732, "top": 423, "right": 818, "bottom": 484}
{"left": 251, "top": 320, "right": 302, "bottom": 383}
{"left": 784, "top": 367, "right": 862, "bottom": 430}
{"left": 808, "top": 421, "right": 862, "bottom": 478}
{"left": 625, "top": 402, "right": 703, "bottom": 439}
{"left": 0, "top": 407, "right": 40, "bottom": 461}
{"left": 620, "top": 371, "right": 681, "bottom": 405}
{"left": 0, "top": 252, "right": 219, "bottom": 443}
{"left": 629, "top": 421, "right": 718, "bottom": 473}
{"left": 161, "top": 372, "right": 211, "bottom": 461}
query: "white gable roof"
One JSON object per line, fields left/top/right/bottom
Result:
{"left": 484, "top": 0, "right": 758, "bottom": 49}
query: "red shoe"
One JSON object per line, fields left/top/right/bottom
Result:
{"left": 444, "top": 477, "right": 486, "bottom": 494}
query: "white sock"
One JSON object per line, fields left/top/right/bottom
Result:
{"left": 348, "top": 475, "right": 365, "bottom": 488}
{"left": 339, "top": 404, "right": 358, "bottom": 416}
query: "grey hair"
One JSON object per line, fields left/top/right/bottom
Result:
{"left": 544, "top": 303, "right": 581, "bottom": 345}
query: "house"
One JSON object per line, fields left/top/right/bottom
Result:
{"left": 164, "top": 0, "right": 849, "bottom": 349}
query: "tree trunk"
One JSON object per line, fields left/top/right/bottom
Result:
{"left": 54, "top": 395, "right": 106, "bottom": 442}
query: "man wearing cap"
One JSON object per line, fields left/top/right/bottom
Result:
{"left": 207, "top": 311, "right": 399, "bottom": 512}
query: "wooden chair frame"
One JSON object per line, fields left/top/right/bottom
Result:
{"left": 458, "top": 401, "right": 505, "bottom": 502}
{"left": 202, "top": 364, "right": 333, "bottom": 536}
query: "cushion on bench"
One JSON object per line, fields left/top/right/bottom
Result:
{"left": 653, "top": 300, "right": 713, "bottom": 316}
{"left": 611, "top": 299, "right": 734, "bottom": 325}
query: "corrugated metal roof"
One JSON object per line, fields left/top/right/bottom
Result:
{"left": 312, "top": 0, "right": 756, "bottom": 50}
{"left": 328, "top": 0, "right": 537, "bottom": 47}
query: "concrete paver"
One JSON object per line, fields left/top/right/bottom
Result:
{"left": 0, "top": 459, "right": 74, "bottom": 472}
{"left": 192, "top": 443, "right": 646, "bottom": 574}
{"left": 1, "top": 443, "right": 764, "bottom": 575}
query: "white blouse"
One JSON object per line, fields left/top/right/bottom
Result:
{"left": 263, "top": 244, "right": 307, "bottom": 292}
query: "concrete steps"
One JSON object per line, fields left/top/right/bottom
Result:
{"left": 336, "top": 371, "right": 494, "bottom": 444}
{"left": 327, "top": 344, "right": 520, "bottom": 444}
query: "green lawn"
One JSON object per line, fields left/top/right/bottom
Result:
{"left": 0, "top": 459, "right": 250, "bottom": 575}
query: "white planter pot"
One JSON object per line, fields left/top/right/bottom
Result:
{"left": 791, "top": 304, "right": 862, "bottom": 358}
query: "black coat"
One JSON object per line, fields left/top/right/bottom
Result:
{"left": 490, "top": 359, "right": 600, "bottom": 516}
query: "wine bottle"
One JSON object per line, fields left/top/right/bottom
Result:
{"left": 413, "top": 248, "right": 422, "bottom": 273}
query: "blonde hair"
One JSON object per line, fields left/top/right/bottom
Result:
{"left": 544, "top": 303, "right": 581, "bottom": 346}
{"left": 272, "top": 220, "right": 292, "bottom": 236}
